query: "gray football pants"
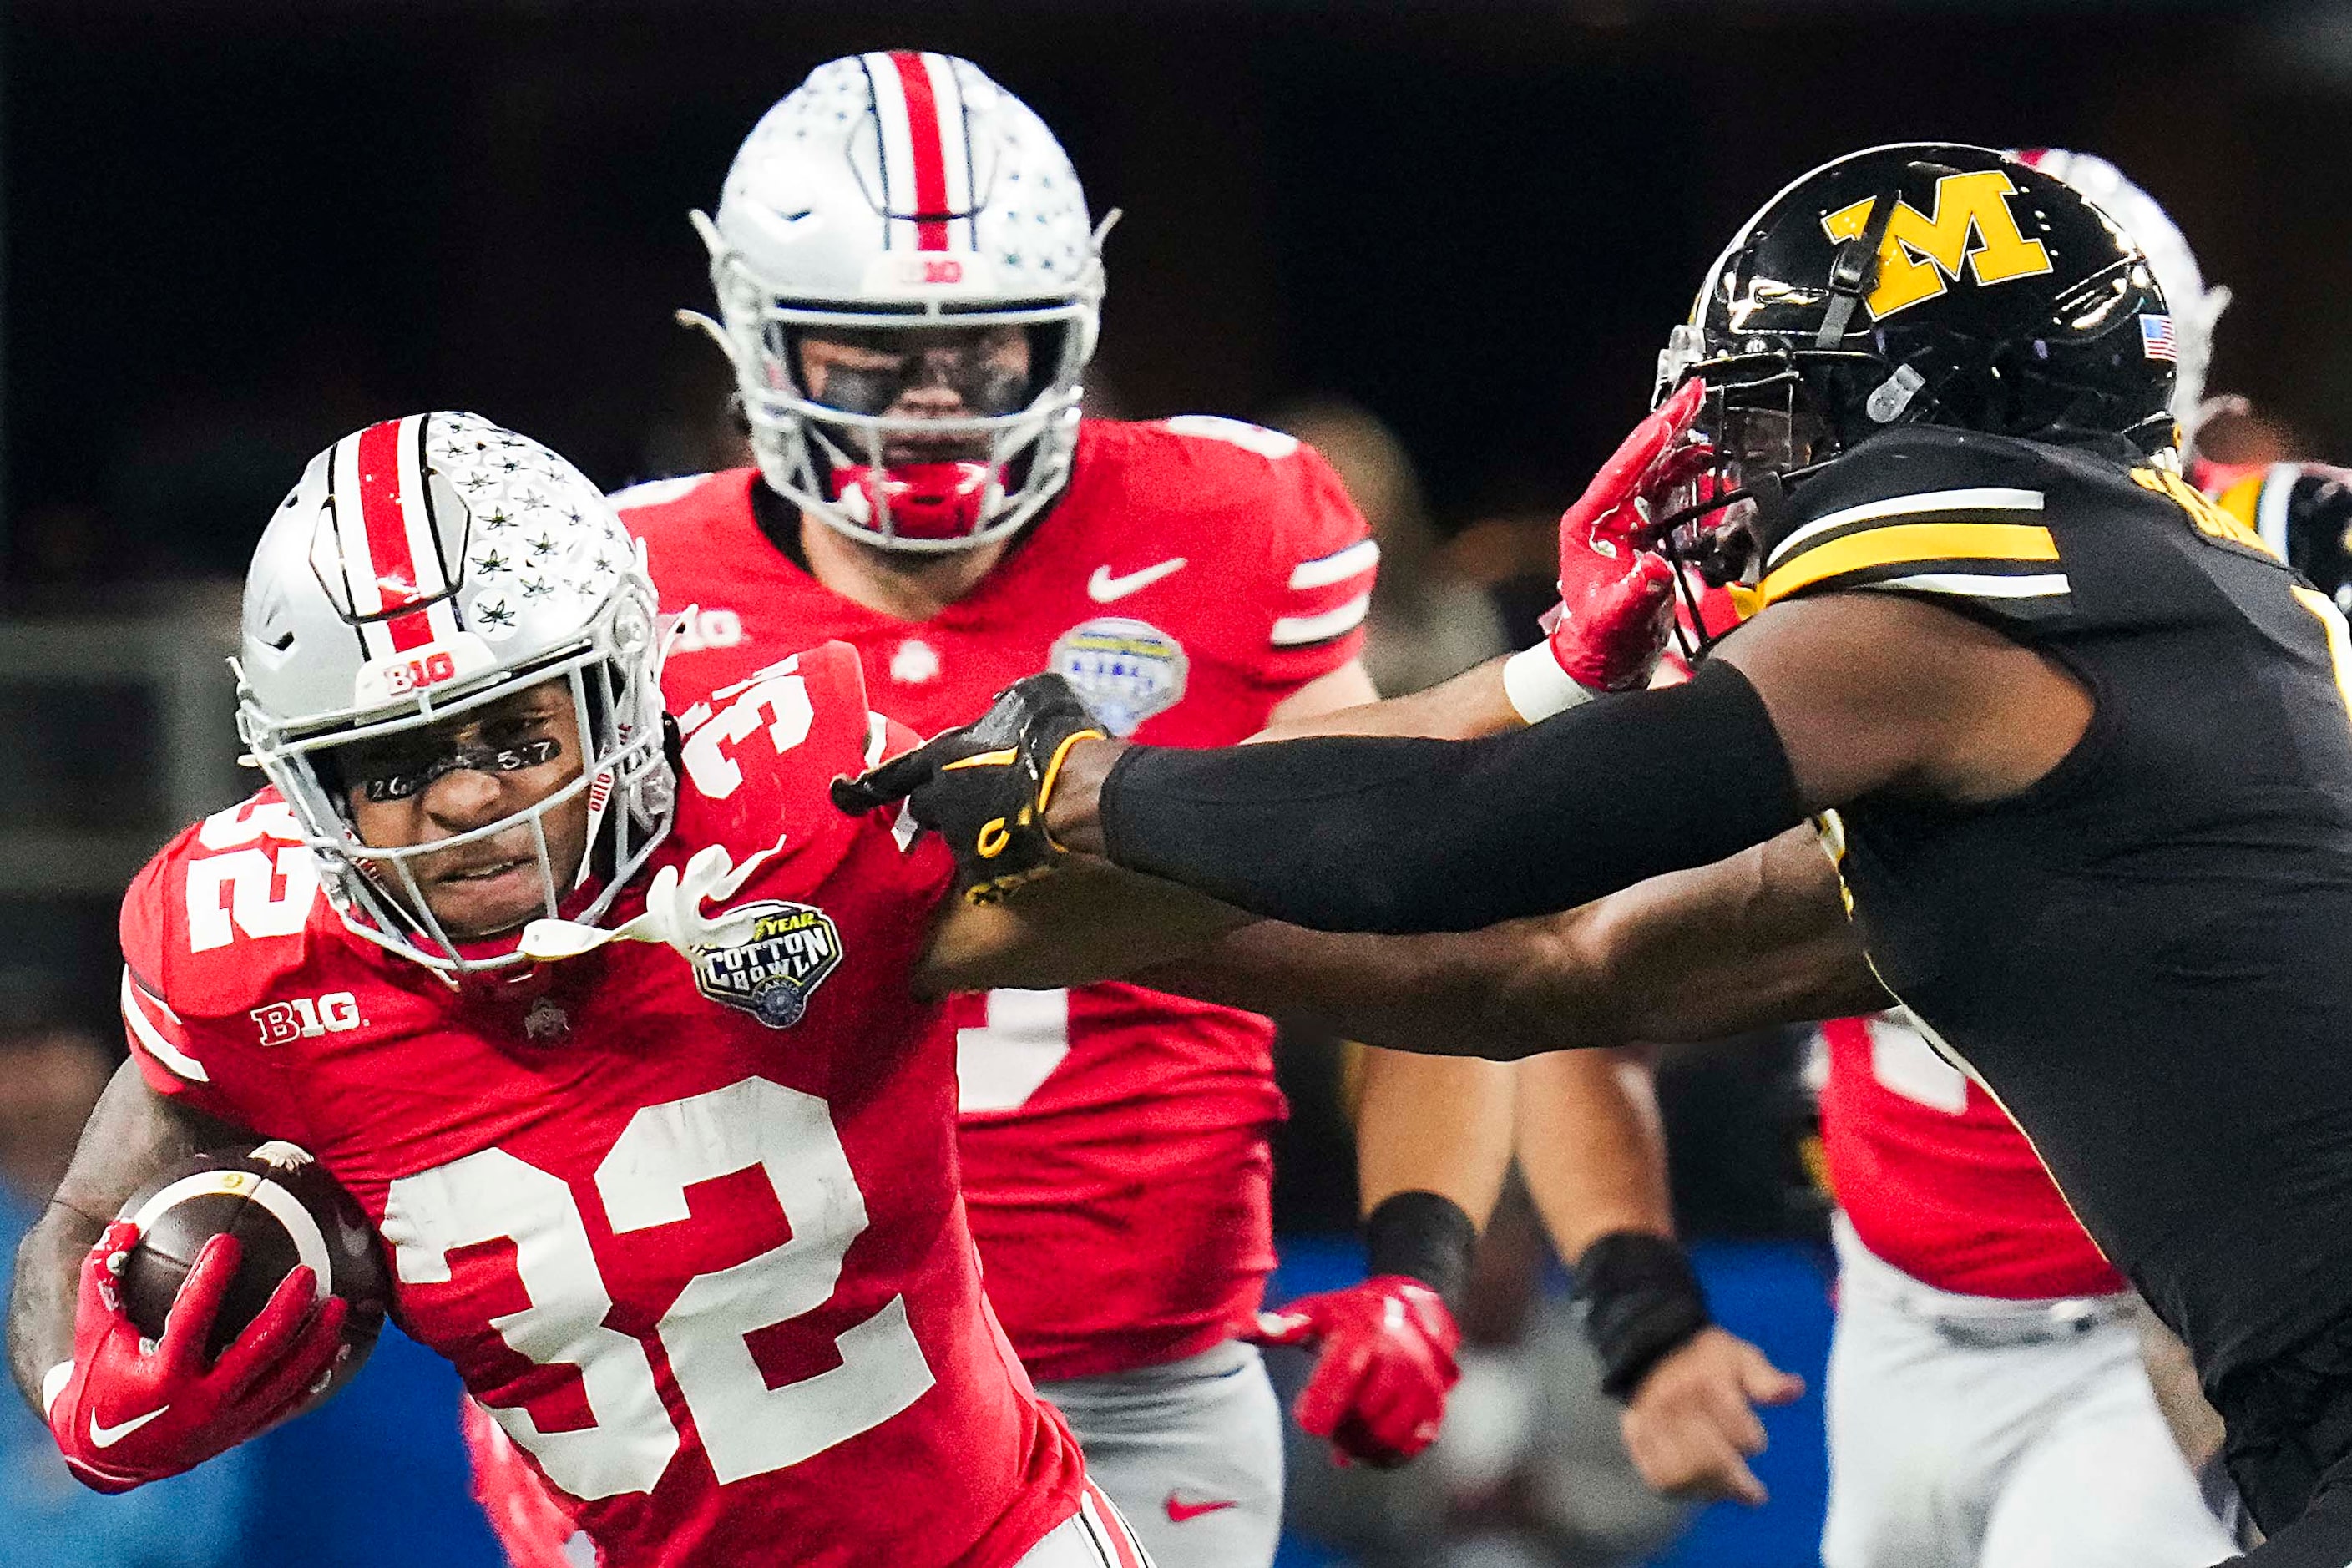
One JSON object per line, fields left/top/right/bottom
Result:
{"left": 1037, "top": 1340, "right": 1285, "bottom": 1568}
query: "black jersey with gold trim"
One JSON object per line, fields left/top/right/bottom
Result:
{"left": 1765, "top": 424, "right": 2352, "bottom": 1390}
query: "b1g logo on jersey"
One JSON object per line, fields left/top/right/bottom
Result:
{"left": 1049, "top": 617, "right": 1188, "bottom": 736}
{"left": 692, "top": 902, "right": 844, "bottom": 1028}
{"left": 251, "top": 991, "right": 363, "bottom": 1047}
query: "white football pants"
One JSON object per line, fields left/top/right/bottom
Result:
{"left": 1014, "top": 1481, "right": 1158, "bottom": 1568}
{"left": 1035, "top": 1340, "right": 1283, "bottom": 1568}
{"left": 1823, "top": 1215, "right": 2237, "bottom": 1568}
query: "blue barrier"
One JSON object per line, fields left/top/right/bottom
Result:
{"left": 173, "top": 1235, "right": 1832, "bottom": 1566}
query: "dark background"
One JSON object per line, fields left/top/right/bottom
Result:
{"left": 0, "top": 8, "right": 2329, "bottom": 1563}
{"left": 8, "top": 1, "right": 2346, "bottom": 592}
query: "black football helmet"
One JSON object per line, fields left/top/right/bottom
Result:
{"left": 1649, "top": 142, "right": 2176, "bottom": 609}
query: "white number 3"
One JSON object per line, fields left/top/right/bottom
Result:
{"left": 680, "top": 669, "right": 814, "bottom": 802}
{"left": 380, "top": 1078, "right": 934, "bottom": 1498}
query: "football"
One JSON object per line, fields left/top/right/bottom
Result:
{"left": 114, "top": 1141, "right": 390, "bottom": 1400}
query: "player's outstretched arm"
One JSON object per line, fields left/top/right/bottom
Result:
{"left": 1248, "top": 654, "right": 1524, "bottom": 744}
{"left": 1131, "top": 827, "right": 1888, "bottom": 1060}
{"left": 913, "top": 853, "right": 1258, "bottom": 996}
{"left": 1039, "top": 592, "right": 2093, "bottom": 938}
{"left": 1516, "top": 1050, "right": 1800, "bottom": 1506}
{"left": 8, "top": 1060, "right": 235, "bottom": 1412}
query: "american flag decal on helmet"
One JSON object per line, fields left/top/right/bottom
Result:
{"left": 329, "top": 414, "right": 463, "bottom": 660}
{"left": 2140, "top": 313, "right": 2178, "bottom": 362}
{"left": 862, "top": 51, "right": 977, "bottom": 253}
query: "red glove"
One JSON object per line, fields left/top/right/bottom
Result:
{"left": 1246, "top": 1277, "right": 1461, "bottom": 1467}
{"left": 47, "top": 1221, "right": 346, "bottom": 1493}
{"left": 1541, "top": 377, "right": 1711, "bottom": 693}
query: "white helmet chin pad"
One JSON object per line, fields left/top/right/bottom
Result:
{"left": 235, "top": 412, "right": 675, "bottom": 975}
{"left": 691, "top": 52, "right": 1105, "bottom": 552}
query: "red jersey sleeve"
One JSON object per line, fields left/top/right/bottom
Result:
{"left": 117, "top": 795, "right": 319, "bottom": 1136}
{"left": 1255, "top": 435, "right": 1378, "bottom": 691}
{"left": 673, "top": 640, "right": 953, "bottom": 907}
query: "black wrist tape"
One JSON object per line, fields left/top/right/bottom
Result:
{"left": 1573, "top": 1231, "right": 1711, "bottom": 1402}
{"left": 1363, "top": 1191, "right": 1478, "bottom": 1312}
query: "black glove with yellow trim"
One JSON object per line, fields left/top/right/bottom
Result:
{"left": 830, "top": 674, "right": 1105, "bottom": 904}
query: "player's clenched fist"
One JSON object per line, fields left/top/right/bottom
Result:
{"left": 46, "top": 1221, "right": 346, "bottom": 1493}
{"left": 1247, "top": 1277, "right": 1462, "bottom": 1468}
{"left": 831, "top": 673, "right": 1105, "bottom": 904}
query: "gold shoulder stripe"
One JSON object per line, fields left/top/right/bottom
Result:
{"left": 1755, "top": 521, "right": 2059, "bottom": 609}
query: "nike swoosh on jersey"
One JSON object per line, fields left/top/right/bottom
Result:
{"left": 1088, "top": 559, "right": 1188, "bottom": 603}
{"left": 89, "top": 1404, "right": 169, "bottom": 1449}
{"left": 1165, "top": 1494, "right": 1240, "bottom": 1523}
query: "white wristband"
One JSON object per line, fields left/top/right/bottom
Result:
{"left": 41, "top": 1360, "right": 73, "bottom": 1420}
{"left": 1503, "top": 643, "right": 1600, "bottom": 725}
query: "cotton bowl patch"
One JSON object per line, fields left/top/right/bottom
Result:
{"left": 1050, "top": 618, "right": 1188, "bottom": 736}
{"left": 692, "top": 901, "right": 843, "bottom": 1028}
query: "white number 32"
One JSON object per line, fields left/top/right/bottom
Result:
{"left": 379, "top": 1078, "right": 934, "bottom": 1498}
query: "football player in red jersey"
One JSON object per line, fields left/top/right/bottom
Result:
{"left": 443, "top": 54, "right": 1517, "bottom": 1568}
{"left": 4, "top": 412, "right": 1223, "bottom": 1568}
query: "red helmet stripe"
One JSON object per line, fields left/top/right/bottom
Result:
{"left": 887, "top": 51, "right": 953, "bottom": 250}
{"left": 353, "top": 417, "right": 436, "bottom": 652}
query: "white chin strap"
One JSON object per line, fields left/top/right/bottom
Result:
{"left": 520, "top": 838, "right": 786, "bottom": 963}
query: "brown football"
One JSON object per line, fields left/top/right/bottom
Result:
{"left": 114, "top": 1142, "right": 389, "bottom": 1403}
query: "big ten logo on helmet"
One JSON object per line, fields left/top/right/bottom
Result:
{"left": 1822, "top": 169, "right": 2054, "bottom": 320}
{"left": 670, "top": 607, "right": 745, "bottom": 654}
{"left": 1048, "top": 618, "right": 1188, "bottom": 736}
{"left": 380, "top": 651, "right": 457, "bottom": 696}
{"left": 692, "top": 902, "right": 844, "bottom": 1029}
{"left": 861, "top": 254, "right": 991, "bottom": 293}
{"left": 251, "top": 992, "right": 364, "bottom": 1047}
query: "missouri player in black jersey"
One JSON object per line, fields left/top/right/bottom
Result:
{"left": 842, "top": 144, "right": 2352, "bottom": 1564}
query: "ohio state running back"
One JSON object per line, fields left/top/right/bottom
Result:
{"left": 8, "top": 412, "right": 1168, "bottom": 1568}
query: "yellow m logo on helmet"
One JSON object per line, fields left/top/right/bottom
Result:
{"left": 1821, "top": 170, "right": 2055, "bottom": 321}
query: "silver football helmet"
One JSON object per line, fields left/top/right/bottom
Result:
{"left": 687, "top": 51, "right": 1107, "bottom": 551}
{"left": 235, "top": 412, "right": 674, "bottom": 974}
{"left": 2016, "top": 148, "right": 2231, "bottom": 448}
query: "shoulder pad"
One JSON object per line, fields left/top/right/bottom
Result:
{"left": 1754, "top": 429, "right": 2069, "bottom": 613}
{"left": 608, "top": 473, "right": 722, "bottom": 514}
{"left": 672, "top": 640, "right": 878, "bottom": 819}
{"left": 1154, "top": 414, "right": 1304, "bottom": 464}
{"left": 122, "top": 794, "right": 326, "bottom": 1027}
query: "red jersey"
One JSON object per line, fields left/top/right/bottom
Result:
{"left": 1818, "top": 1012, "right": 2124, "bottom": 1299}
{"left": 620, "top": 417, "right": 1375, "bottom": 1378}
{"left": 118, "top": 643, "right": 1085, "bottom": 1568}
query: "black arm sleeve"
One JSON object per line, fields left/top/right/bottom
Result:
{"left": 1097, "top": 659, "right": 1805, "bottom": 933}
